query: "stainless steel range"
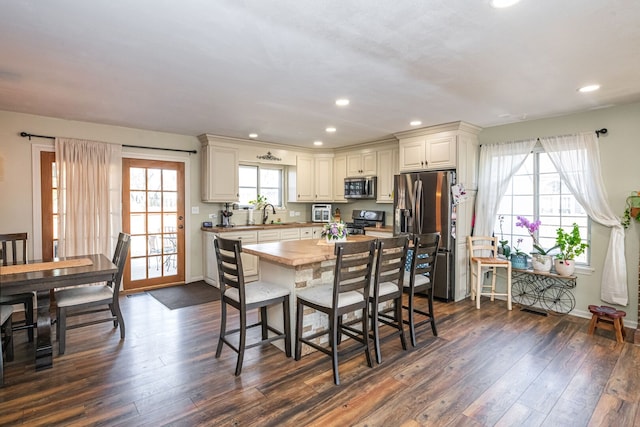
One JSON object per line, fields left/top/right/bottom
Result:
{"left": 345, "top": 209, "right": 385, "bottom": 235}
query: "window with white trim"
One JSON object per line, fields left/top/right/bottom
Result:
{"left": 495, "top": 149, "right": 590, "bottom": 264}
{"left": 238, "top": 165, "right": 283, "bottom": 207}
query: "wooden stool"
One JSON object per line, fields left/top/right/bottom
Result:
{"left": 588, "top": 305, "right": 626, "bottom": 343}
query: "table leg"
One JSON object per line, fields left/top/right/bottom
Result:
{"left": 34, "top": 289, "right": 53, "bottom": 371}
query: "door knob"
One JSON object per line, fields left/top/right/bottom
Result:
{"left": 178, "top": 216, "right": 184, "bottom": 220}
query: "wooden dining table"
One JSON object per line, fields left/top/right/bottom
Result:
{"left": 0, "top": 254, "right": 117, "bottom": 371}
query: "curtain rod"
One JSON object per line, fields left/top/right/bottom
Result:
{"left": 19, "top": 132, "right": 197, "bottom": 154}
{"left": 534, "top": 128, "right": 608, "bottom": 142}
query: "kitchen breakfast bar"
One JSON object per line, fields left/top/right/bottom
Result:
{"left": 242, "top": 235, "right": 375, "bottom": 354}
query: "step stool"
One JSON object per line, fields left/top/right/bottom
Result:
{"left": 587, "top": 305, "right": 626, "bottom": 343}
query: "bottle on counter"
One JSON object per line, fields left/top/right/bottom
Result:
{"left": 335, "top": 208, "right": 341, "bottom": 222}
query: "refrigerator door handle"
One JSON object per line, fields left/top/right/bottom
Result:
{"left": 415, "top": 179, "right": 423, "bottom": 234}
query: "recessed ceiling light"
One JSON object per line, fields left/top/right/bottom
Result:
{"left": 249, "top": 133, "right": 258, "bottom": 138}
{"left": 335, "top": 98, "right": 350, "bottom": 106}
{"left": 326, "top": 127, "right": 336, "bottom": 133}
{"left": 491, "top": 0, "right": 521, "bottom": 8}
{"left": 410, "top": 120, "right": 422, "bottom": 126}
{"left": 578, "top": 84, "right": 600, "bottom": 93}
{"left": 313, "top": 141, "right": 323, "bottom": 146}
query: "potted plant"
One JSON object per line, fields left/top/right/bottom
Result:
{"left": 321, "top": 218, "right": 348, "bottom": 243}
{"left": 510, "top": 238, "right": 529, "bottom": 269}
{"left": 516, "top": 216, "right": 559, "bottom": 272}
{"left": 248, "top": 194, "right": 267, "bottom": 210}
{"left": 554, "top": 223, "right": 589, "bottom": 276}
{"left": 621, "top": 193, "right": 640, "bottom": 229}
{"left": 497, "top": 215, "right": 511, "bottom": 259}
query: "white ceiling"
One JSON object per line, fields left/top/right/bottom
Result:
{"left": 1, "top": 1, "right": 639, "bottom": 149}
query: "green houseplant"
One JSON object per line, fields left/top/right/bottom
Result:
{"left": 554, "top": 223, "right": 589, "bottom": 276}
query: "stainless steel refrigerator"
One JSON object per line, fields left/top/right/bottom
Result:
{"left": 394, "top": 170, "right": 456, "bottom": 301}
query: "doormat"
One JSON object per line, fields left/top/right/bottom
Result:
{"left": 147, "top": 281, "right": 220, "bottom": 310}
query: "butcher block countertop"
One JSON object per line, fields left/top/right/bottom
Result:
{"left": 242, "top": 235, "right": 375, "bottom": 267}
{"left": 201, "top": 222, "right": 318, "bottom": 233}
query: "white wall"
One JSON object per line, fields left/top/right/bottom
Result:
{"left": 478, "top": 102, "right": 640, "bottom": 326}
{"left": 0, "top": 110, "right": 207, "bottom": 281}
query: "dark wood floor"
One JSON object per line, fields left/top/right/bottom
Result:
{"left": 1, "top": 292, "right": 638, "bottom": 426}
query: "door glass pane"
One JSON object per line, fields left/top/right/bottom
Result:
{"left": 130, "top": 258, "right": 146, "bottom": 280}
{"left": 130, "top": 168, "right": 146, "bottom": 190}
{"left": 130, "top": 214, "right": 146, "bottom": 234}
{"left": 148, "top": 258, "right": 162, "bottom": 278}
{"left": 163, "top": 192, "right": 177, "bottom": 212}
{"left": 130, "top": 191, "right": 146, "bottom": 212}
{"left": 147, "top": 169, "right": 162, "bottom": 191}
{"left": 163, "top": 213, "right": 177, "bottom": 231}
{"left": 148, "top": 214, "right": 162, "bottom": 234}
{"left": 148, "top": 192, "right": 162, "bottom": 212}
{"left": 163, "top": 170, "right": 177, "bottom": 191}
{"left": 130, "top": 235, "right": 146, "bottom": 257}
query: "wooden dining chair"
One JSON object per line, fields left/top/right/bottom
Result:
{"left": 0, "top": 305, "right": 14, "bottom": 386}
{"left": 295, "top": 240, "right": 376, "bottom": 385}
{"left": 468, "top": 235, "right": 512, "bottom": 310}
{"left": 403, "top": 232, "right": 440, "bottom": 347}
{"left": 54, "top": 233, "right": 131, "bottom": 354}
{"left": 0, "top": 233, "right": 35, "bottom": 342}
{"left": 214, "top": 237, "right": 291, "bottom": 376}
{"left": 367, "top": 235, "right": 410, "bottom": 364}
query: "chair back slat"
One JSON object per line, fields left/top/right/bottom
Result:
{"left": 333, "top": 240, "right": 376, "bottom": 300}
{"left": 214, "top": 237, "right": 245, "bottom": 300}
{"left": 373, "top": 236, "right": 410, "bottom": 298}
{"left": 468, "top": 236, "right": 499, "bottom": 258}
{"left": 410, "top": 233, "right": 440, "bottom": 286}
{"left": 0, "top": 233, "right": 28, "bottom": 266}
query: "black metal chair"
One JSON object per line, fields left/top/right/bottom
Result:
{"left": 368, "top": 236, "right": 410, "bottom": 364}
{"left": 54, "top": 233, "right": 131, "bottom": 354}
{"left": 0, "top": 305, "right": 14, "bottom": 387}
{"left": 403, "top": 232, "right": 440, "bottom": 347}
{"left": 0, "top": 233, "right": 35, "bottom": 342}
{"left": 214, "top": 237, "right": 291, "bottom": 376}
{"left": 295, "top": 240, "right": 376, "bottom": 385}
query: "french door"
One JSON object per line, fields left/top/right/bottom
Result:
{"left": 122, "top": 158, "right": 185, "bottom": 291}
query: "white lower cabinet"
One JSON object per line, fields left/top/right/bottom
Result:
{"left": 203, "top": 230, "right": 259, "bottom": 287}
{"left": 204, "top": 227, "right": 310, "bottom": 286}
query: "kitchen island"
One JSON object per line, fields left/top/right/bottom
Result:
{"left": 242, "top": 235, "right": 375, "bottom": 354}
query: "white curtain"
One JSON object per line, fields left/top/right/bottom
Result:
{"left": 55, "top": 138, "right": 122, "bottom": 258}
{"left": 539, "top": 133, "right": 627, "bottom": 305}
{"left": 474, "top": 139, "right": 537, "bottom": 237}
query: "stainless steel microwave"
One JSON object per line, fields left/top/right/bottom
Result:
{"left": 344, "top": 176, "right": 377, "bottom": 199}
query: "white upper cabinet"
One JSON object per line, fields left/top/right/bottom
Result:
{"left": 346, "top": 151, "right": 376, "bottom": 176}
{"left": 333, "top": 155, "right": 347, "bottom": 202}
{"left": 396, "top": 122, "right": 480, "bottom": 176}
{"left": 199, "top": 136, "right": 239, "bottom": 202}
{"left": 290, "top": 154, "right": 333, "bottom": 202}
{"left": 314, "top": 155, "right": 333, "bottom": 201}
{"left": 376, "top": 148, "right": 398, "bottom": 203}
{"left": 398, "top": 134, "right": 456, "bottom": 172}
{"left": 293, "top": 155, "right": 315, "bottom": 202}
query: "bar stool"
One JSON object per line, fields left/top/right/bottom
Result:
{"left": 588, "top": 305, "right": 626, "bottom": 343}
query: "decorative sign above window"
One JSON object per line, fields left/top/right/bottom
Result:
{"left": 256, "top": 151, "right": 282, "bottom": 161}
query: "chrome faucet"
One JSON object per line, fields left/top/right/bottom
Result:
{"left": 262, "top": 204, "right": 276, "bottom": 224}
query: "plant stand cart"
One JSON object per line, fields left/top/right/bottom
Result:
{"left": 511, "top": 268, "right": 577, "bottom": 315}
